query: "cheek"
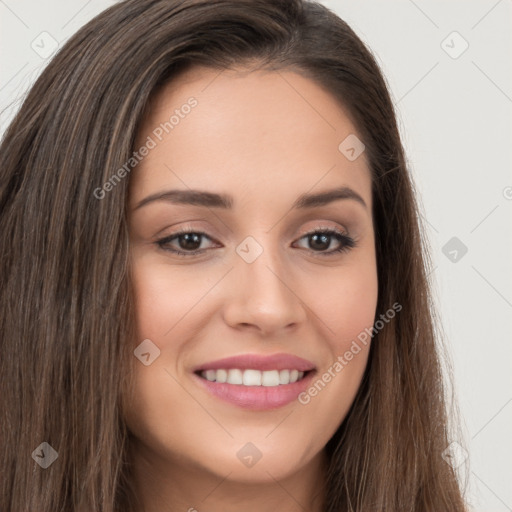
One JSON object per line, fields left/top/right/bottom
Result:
{"left": 311, "top": 251, "right": 379, "bottom": 352}
{"left": 125, "top": 258, "right": 213, "bottom": 453}
{"left": 296, "top": 252, "right": 378, "bottom": 424}
{"left": 133, "top": 272, "right": 175, "bottom": 341}
{"left": 329, "top": 269, "right": 378, "bottom": 348}
{"left": 130, "top": 255, "right": 211, "bottom": 349}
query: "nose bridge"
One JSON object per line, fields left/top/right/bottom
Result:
{"left": 223, "top": 230, "right": 305, "bottom": 332}
{"left": 239, "top": 231, "right": 285, "bottom": 290}
{"left": 242, "top": 242, "right": 286, "bottom": 295}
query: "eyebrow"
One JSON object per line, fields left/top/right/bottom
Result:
{"left": 133, "top": 186, "right": 367, "bottom": 211}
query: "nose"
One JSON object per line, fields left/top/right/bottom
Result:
{"left": 222, "top": 244, "right": 307, "bottom": 336}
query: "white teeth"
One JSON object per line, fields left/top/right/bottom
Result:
{"left": 227, "top": 369, "right": 243, "bottom": 385}
{"left": 262, "top": 370, "right": 280, "bottom": 387}
{"left": 243, "top": 369, "right": 261, "bottom": 386}
{"left": 200, "top": 368, "right": 308, "bottom": 386}
{"left": 205, "top": 369, "right": 216, "bottom": 382}
{"left": 279, "top": 369, "right": 290, "bottom": 384}
{"left": 216, "top": 369, "right": 227, "bottom": 383}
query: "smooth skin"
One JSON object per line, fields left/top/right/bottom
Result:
{"left": 125, "top": 65, "right": 378, "bottom": 512}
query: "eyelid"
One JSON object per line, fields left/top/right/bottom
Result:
{"left": 154, "top": 223, "right": 357, "bottom": 258}
{"left": 155, "top": 222, "right": 348, "bottom": 244}
{"left": 158, "top": 220, "right": 349, "bottom": 239}
{"left": 297, "top": 223, "right": 347, "bottom": 236}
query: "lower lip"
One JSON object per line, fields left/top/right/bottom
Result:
{"left": 192, "top": 371, "right": 316, "bottom": 410}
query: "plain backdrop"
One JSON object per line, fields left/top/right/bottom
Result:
{"left": 1, "top": 1, "right": 511, "bottom": 510}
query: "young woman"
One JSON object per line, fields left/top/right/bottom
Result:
{"left": 0, "top": 0, "right": 467, "bottom": 510}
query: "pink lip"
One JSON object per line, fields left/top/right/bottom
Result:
{"left": 193, "top": 352, "right": 316, "bottom": 372}
{"left": 192, "top": 352, "right": 317, "bottom": 410}
{"left": 192, "top": 371, "right": 316, "bottom": 410}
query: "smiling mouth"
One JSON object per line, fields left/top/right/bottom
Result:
{"left": 196, "top": 368, "right": 312, "bottom": 387}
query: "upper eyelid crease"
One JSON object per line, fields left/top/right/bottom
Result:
{"left": 133, "top": 186, "right": 367, "bottom": 211}
{"left": 155, "top": 227, "right": 356, "bottom": 257}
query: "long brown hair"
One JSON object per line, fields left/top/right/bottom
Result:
{"left": 0, "top": 0, "right": 467, "bottom": 510}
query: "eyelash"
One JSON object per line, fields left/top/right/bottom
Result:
{"left": 155, "top": 227, "right": 357, "bottom": 258}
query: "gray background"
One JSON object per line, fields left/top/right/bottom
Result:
{"left": 1, "top": 1, "right": 511, "bottom": 510}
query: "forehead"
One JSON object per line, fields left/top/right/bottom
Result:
{"left": 130, "top": 65, "right": 372, "bottom": 211}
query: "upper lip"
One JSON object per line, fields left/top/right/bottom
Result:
{"left": 194, "top": 353, "right": 316, "bottom": 372}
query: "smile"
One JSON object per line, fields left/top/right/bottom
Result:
{"left": 192, "top": 353, "right": 316, "bottom": 410}
{"left": 199, "top": 368, "right": 307, "bottom": 386}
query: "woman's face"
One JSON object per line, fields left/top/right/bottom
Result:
{"left": 126, "top": 65, "right": 378, "bottom": 485}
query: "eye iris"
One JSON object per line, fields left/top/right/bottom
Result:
{"left": 310, "top": 233, "right": 331, "bottom": 251}
{"left": 179, "top": 233, "right": 201, "bottom": 250}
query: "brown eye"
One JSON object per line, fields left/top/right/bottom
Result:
{"left": 155, "top": 228, "right": 357, "bottom": 258}
{"left": 294, "top": 229, "right": 356, "bottom": 256}
{"left": 156, "top": 231, "right": 215, "bottom": 256}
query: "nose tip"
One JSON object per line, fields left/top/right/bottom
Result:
{"left": 222, "top": 246, "right": 306, "bottom": 335}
